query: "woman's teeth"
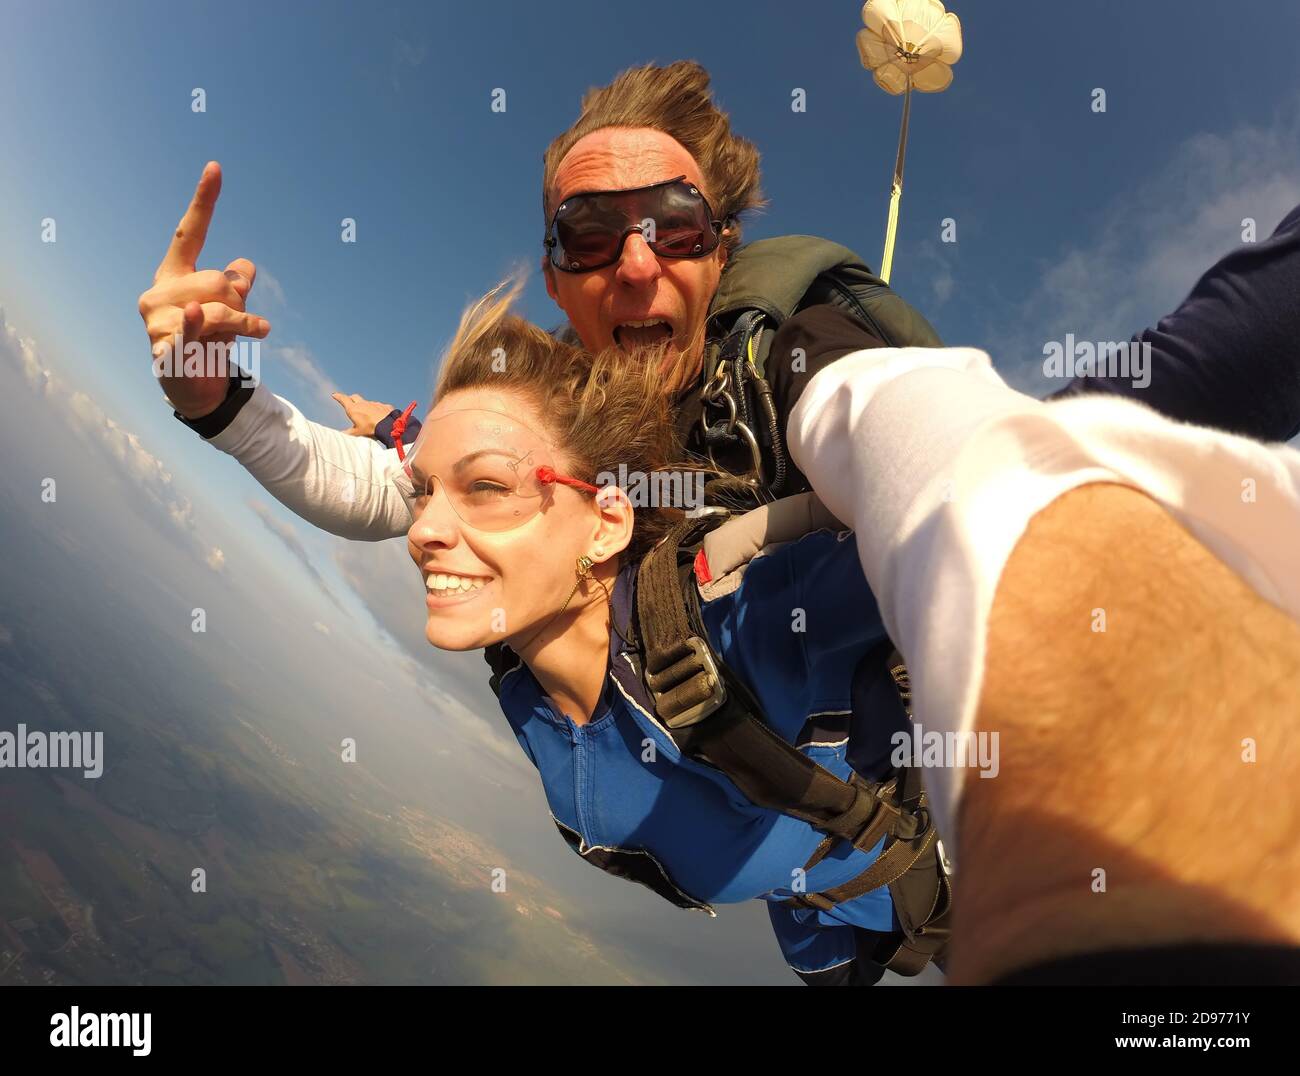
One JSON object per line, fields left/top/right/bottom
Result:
{"left": 426, "top": 572, "right": 487, "bottom": 593}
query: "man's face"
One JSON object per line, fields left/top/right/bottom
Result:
{"left": 543, "top": 127, "right": 728, "bottom": 389}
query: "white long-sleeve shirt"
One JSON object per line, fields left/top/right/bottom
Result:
{"left": 202, "top": 382, "right": 412, "bottom": 541}
{"left": 787, "top": 345, "right": 1300, "bottom": 850}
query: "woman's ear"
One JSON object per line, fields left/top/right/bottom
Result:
{"left": 590, "top": 485, "right": 635, "bottom": 563}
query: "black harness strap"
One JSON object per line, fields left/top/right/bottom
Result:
{"left": 637, "top": 520, "right": 915, "bottom": 853}
{"left": 636, "top": 519, "right": 952, "bottom": 977}
{"left": 789, "top": 825, "right": 936, "bottom": 912}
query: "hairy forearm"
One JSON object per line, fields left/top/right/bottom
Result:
{"left": 949, "top": 483, "right": 1300, "bottom": 984}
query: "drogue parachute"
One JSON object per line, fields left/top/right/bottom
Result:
{"left": 856, "top": 0, "right": 964, "bottom": 282}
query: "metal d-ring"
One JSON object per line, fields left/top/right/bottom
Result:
{"left": 731, "top": 419, "right": 763, "bottom": 483}
{"left": 699, "top": 366, "right": 763, "bottom": 486}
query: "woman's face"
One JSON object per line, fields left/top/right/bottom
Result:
{"left": 405, "top": 387, "right": 615, "bottom": 653}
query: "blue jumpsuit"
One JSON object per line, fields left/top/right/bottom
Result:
{"left": 494, "top": 525, "right": 904, "bottom": 983}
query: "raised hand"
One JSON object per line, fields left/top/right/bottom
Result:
{"left": 331, "top": 392, "right": 397, "bottom": 437}
{"left": 137, "top": 162, "right": 271, "bottom": 419}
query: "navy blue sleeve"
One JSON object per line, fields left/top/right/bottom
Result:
{"left": 1051, "top": 205, "right": 1300, "bottom": 441}
{"left": 372, "top": 409, "right": 421, "bottom": 449}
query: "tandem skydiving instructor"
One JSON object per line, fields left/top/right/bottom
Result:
{"left": 137, "top": 59, "right": 1300, "bottom": 984}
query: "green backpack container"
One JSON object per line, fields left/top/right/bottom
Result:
{"left": 705, "top": 233, "right": 942, "bottom": 373}
{"left": 697, "top": 235, "right": 942, "bottom": 497}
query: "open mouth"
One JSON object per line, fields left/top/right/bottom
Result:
{"left": 613, "top": 319, "right": 674, "bottom": 350}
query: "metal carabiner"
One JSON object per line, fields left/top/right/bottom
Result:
{"left": 699, "top": 361, "right": 763, "bottom": 486}
{"left": 701, "top": 379, "right": 739, "bottom": 437}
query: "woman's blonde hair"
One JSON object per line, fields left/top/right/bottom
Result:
{"left": 434, "top": 276, "right": 708, "bottom": 562}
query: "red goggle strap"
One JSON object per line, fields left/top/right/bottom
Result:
{"left": 391, "top": 401, "right": 419, "bottom": 463}
{"left": 536, "top": 465, "right": 600, "bottom": 495}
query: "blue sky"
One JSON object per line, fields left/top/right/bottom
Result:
{"left": 2, "top": 0, "right": 1299, "bottom": 984}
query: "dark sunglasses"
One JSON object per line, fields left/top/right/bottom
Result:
{"left": 544, "top": 175, "right": 725, "bottom": 273}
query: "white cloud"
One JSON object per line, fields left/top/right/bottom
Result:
{"left": 256, "top": 266, "right": 286, "bottom": 309}
{"left": 0, "top": 307, "right": 225, "bottom": 571}
{"left": 270, "top": 342, "right": 339, "bottom": 403}
{"left": 246, "top": 498, "right": 347, "bottom": 611}
{"left": 913, "top": 239, "right": 956, "bottom": 309}
{"left": 390, "top": 39, "right": 428, "bottom": 93}
{"left": 11, "top": 325, "right": 53, "bottom": 395}
{"left": 999, "top": 106, "right": 1300, "bottom": 394}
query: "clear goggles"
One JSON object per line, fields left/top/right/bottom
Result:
{"left": 396, "top": 406, "right": 599, "bottom": 532}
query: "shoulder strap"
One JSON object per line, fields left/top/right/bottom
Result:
{"left": 708, "top": 235, "right": 864, "bottom": 329}
{"left": 705, "top": 236, "right": 866, "bottom": 383}
{"left": 705, "top": 234, "right": 943, "bottom": 376}
{"left": 697, "top": 492, "right": 844, "bottom": 586}
{"left": 698, "top": 235, "right": 941, "bottom": 498}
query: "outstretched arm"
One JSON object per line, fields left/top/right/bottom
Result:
{"left": 1054, "top": 204, "right": 1300, "bottom": 441}
{"left": 954, "top": 481, "right": 1300, "bottom": 984}
{"left": 184, "top": 377, "right": 412, "bottom": 541}
{"left": 788, "top": 345, "right": 1300, "bottom": 983}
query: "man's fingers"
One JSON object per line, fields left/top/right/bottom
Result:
{"left": 146, "top": 299, "right": 269, "bottom": 351}
{"left": 149, "top": 302, "right": 205, "bottom": 357}
{"left": 154, "top": 301, "right": 268, "bottom": 343}
{"left": 183, "top": 300, "right": 205, "bottom": 339}
{"left": 145, "top": 269, "right": 243, "bottom": 311}
{"left": 224, "top": 257, "right": 257, "bottom": 301}
{"left": 196, "top": 302, "right": 270, "bottom": 338}
{"left": 156, "top": 162, "right": 222, "bottom": 281}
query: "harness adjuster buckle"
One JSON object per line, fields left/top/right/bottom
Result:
{"left": 645, "top": 636, "right": 727, "bottom": 729}
{"left": 844, "top": 779, "right": 928, "bottom": 847}
{"left": 892, "top": 804, "right": 930, "bottom": 843}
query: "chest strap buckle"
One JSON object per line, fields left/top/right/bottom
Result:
{"left": 644, "top": 636, "right": 727, "bottom": 729}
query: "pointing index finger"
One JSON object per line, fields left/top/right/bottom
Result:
{"left": 156, "top": 162, "right": 222, "bottom": 280}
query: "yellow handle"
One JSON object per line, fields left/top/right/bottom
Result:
{"left": 880, "top": 181, "right": 903, "bottom": 284}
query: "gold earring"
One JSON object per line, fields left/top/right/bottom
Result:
{"left": 553, "top": 554, "right": 596, "bottom": 620}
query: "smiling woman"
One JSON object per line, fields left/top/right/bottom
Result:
{"left": 398, "top": 275, "right": 949, "bottom": 985}
{"left": 404, "top": 276, "right": 689, "bottom": 657}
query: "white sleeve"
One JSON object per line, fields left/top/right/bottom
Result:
{"left": 787, "top": 346, "right": 1300, "bottom": 854}
{"left": 204, "top": 382, "right": 413, "bottom": 541}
